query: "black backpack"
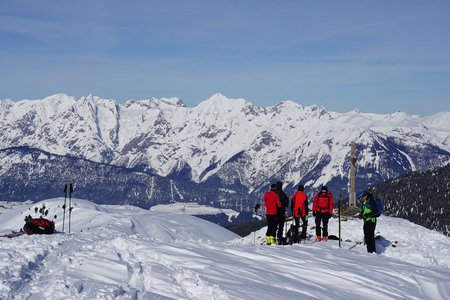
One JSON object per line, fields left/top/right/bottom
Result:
{"left": 285, "top": 224, "right": 299, "bottom": 245}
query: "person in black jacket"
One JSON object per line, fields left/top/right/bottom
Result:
{"left": 275, "top": 181, "right": 289, "bottom": 244}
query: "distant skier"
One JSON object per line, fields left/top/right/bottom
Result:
{"left": 291, "top": 184, "right": 308, "bottom": 241}
{"left": 361, "top": 191, "right": 379, "bottom": 253}
{"left": 312, "top": 186, "right": 334, "bottom": 242}
{"left": 264, "top": 184, "right": 281, "bottom": 245}
{"left": 274, "top": 181, "right": 289, "bottom": 245}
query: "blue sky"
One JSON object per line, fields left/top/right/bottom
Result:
{"left": 1, "top": 0, "right": 449, "bottom": 115}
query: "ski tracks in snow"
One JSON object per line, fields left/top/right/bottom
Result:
{"left": 108, "top": 236, "right": 229, "bottom": 300}
{"left": 1, "top": 201, "right": 449, "bottom": 300}
{"left": 0, "top": 234, "right": 77, "bottom": 299}
{"left": 1, "top": 231, "right": 229, "bottom": 300}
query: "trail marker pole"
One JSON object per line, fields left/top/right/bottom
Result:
{"left": 62, "top": 184, "right": 68, "bottom": 233}
{"left": 68, "top": 183, "right": 74, "bottom": 234}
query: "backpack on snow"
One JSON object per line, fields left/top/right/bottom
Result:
{"left": 285, "top": 224, "right": 299, "bottom": 245}
{"left": 23, "top": 216, "right": 55, "bottom": 235}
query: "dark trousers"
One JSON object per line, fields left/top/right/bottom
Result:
{"left": 364, "top": 220, "right": 377, "bottom": 253}
{"left": 315, "top": 212, "right": 330, "bottom": 237}
{"left": 294, "top": 217, "right": 308, "bottom": 239}
{"left": 266, "top": 215, "right": 278, "bottom": 238}
{"left": 276, "top": 214, "right": 285, "bottom": 240}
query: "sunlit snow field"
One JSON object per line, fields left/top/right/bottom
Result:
{"left": 1, "top": 198, "right": 449, "bottom": 299}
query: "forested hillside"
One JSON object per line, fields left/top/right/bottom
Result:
{"left": 372, "top": 163, "right": 450, "bottom": 236}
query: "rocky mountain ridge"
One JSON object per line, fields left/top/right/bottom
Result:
{"left": 1, "top": 93, "right": 450, "bottom": 197}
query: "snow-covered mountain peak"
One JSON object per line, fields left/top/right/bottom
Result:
{"left": 159, "top": 97, "right": 186, "bottom": 107}
{"left": 0, "top": 98, "right": 14, "bottom": 111}
{"left": 264, "top": 101, "right": 331, "bottom": 122}
{"left": 206, "top": 92, "right": 229, "bottom": 101}
{"left": 384, "top": 111, "right": 409, "bottom": 120}
{"left": 0, "top": 98, "right": 13, "bottom": 103}
{"left": 42, "top": 93, "right": 74, "bottom": 101}
{"left": 297, "top": 103, "right": 331, "bottom": 120}
{"left": 275, "top": 100, "right": 301, "bottom": 107}
{"left": 194, "top": 93, "right": 249, "bottom": 113}
{"left": 308, "top": 103, "right": 328, "bottom": 113}
{"left": 123, "top": 97, "right": 186, "bottom": 110}
{"left": 424, "top": 111, "right": 450, "bottom": 127}
{"left": 78, "top": 94, "right": 116, "bottom": 106}
{"left": 2, "top": 93, "right": 76, "bottom": 122}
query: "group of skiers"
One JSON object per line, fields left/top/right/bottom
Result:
{"left": 263, "top": 182, "right": 378, "bottom": 253}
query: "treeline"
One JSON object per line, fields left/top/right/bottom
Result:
{"left": 371, "top": 163, "right": 450, "bottom": 236}
{"left": 0, "top": 147, "right": 258, "bottom": 212}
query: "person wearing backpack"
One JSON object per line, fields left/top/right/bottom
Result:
{"left": 361, "top": 191, "right": 379, "bottom": 253}
{"left": 274, "top": 181, "right": 289, "bottom": 245}
{"left": 312, "top": 186, "right": 334, "bottom": 242}
{"left": 264, "top": 183, "right": 282, "bottom": 245}
{"left": 291, "top": 184, "right": 308, "bottom": 241}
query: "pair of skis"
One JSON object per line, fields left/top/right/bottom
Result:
{"left": 62, "top": 183, "right": 74, "bottom": 234}
{"left": 1, "top": 231, "right": 25, "bottom": 238}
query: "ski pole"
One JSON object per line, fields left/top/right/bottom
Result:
{"left": 68, "top": 183, "right": 73, "bottom": 234}
{"left": 292, "top": 217, "right": 297, "bottom": 244}
{"left": 62, "top": 184, "right": 68, "bottom": 233}
{"left": 284, "top": 217, "right": 287, "bottom": 239}
{"left": 254, "top": 203, "right": 261, "bottom": 246}
{"left": 304, "top": 219, "right": 307, "bottom": 244}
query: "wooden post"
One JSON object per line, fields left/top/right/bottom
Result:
{"left": 338, "top": 196, "right": 342, "bottom": 248}
{"left": 349, "top": 141, "right": 356, "bottom": 207}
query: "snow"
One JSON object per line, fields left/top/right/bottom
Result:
{"left": 1, "top": 198, "right": 449, "bottom": 299}
{"left": 152, "top": 202, "right": 239, "bottom": 219}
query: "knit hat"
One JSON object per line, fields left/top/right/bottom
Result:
{"left": 297, "top": 184, "right": 304, "bottom": 191}
{"left": 321, "top": 186, "right": 328, "bottom": 191}
{"left": 270, "top": 183, "right": 278, "bottom": 191}
{"left": 363, "top": 191, "right": 373, "bottom": 199}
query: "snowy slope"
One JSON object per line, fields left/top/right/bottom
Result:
{"left": 1, "top": 93, "right": 450, "bottom": 195}
{"left": 0, "top": 198, "right": 449, "bottom": 299}
{"left": 152, "top": 202, "right": 239, "bottom": 219}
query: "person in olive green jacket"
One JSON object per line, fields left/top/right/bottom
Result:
{"left": 361, "top": 191, "right": 379, "bottom": 253}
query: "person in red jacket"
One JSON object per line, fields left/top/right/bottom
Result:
{"left": 291, "top": 184, "right": 308, "bottom": 241}
{"left": 264, "top": 183, "right": 282, "bottom": 245}
{"left": 312, "top": 185, "right": 334, "bottom": 242}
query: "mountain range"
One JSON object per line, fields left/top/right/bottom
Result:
{"left": 1, "top": 93, "right": 450, "bottom": 213}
